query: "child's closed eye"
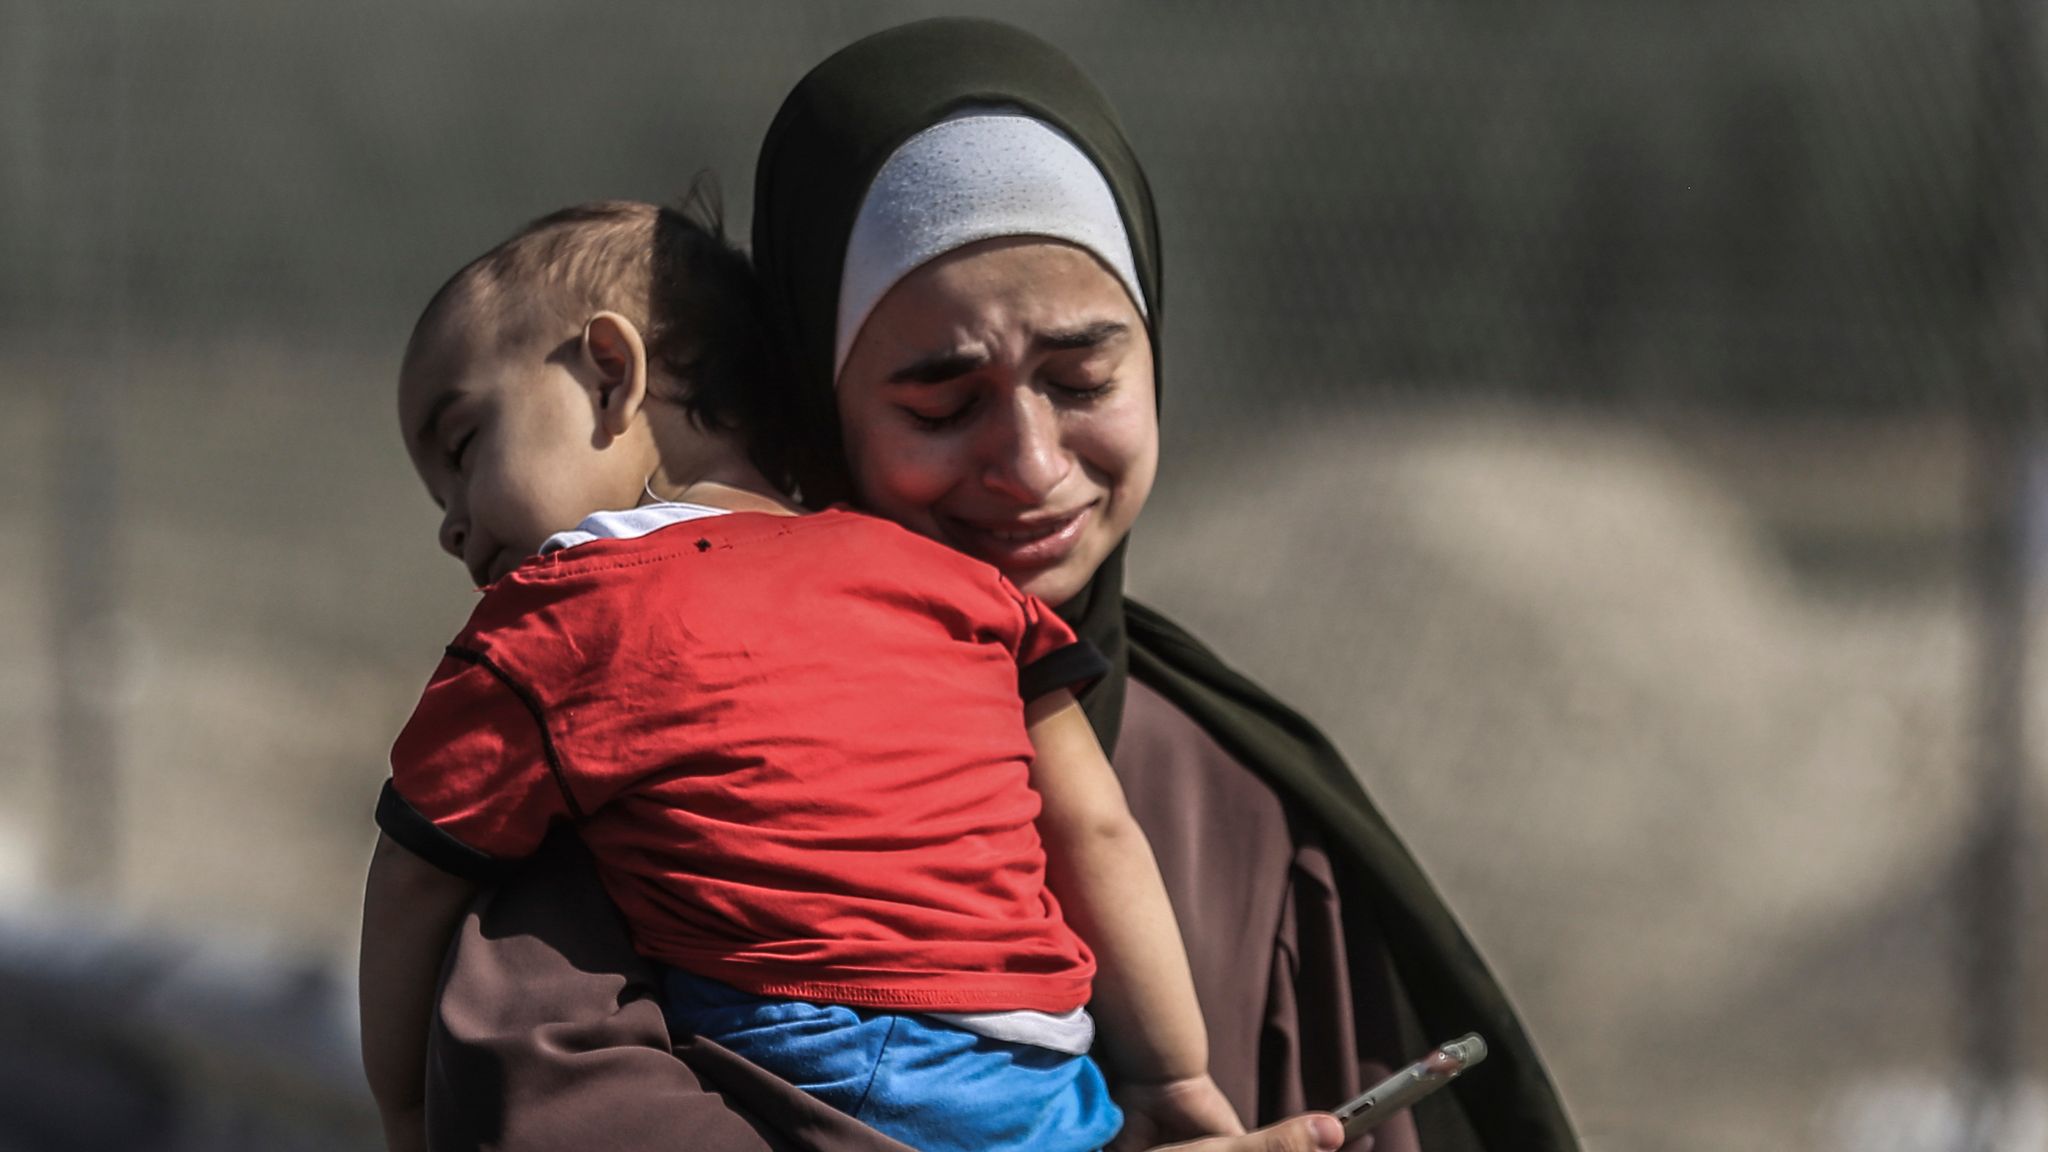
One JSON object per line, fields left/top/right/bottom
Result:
{"left": 445, "top": 429, "right": 477, "bottom": 472}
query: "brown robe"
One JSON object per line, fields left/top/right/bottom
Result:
{"left": 424, "top": 680, "right": 1420, "bottom": 1151}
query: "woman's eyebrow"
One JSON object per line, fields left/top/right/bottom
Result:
{"left": 887, "top": 349, "right": 988, "bottom": 385}
{"left": 884, "top": 322, "right": 1129, "bottom": 384}
{"left": 1032, "top": 320, "right": 1129, "bottom": 353}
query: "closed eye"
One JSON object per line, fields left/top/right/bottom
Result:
{"left": 1050, "top": 375, "right": 1113, "bottom": 401}
{"left": 1042, "top": 345, "right": 1121, "bottom": 402}
{"left": 905, "top": 398, "right": 975, "bottom": 430}
{"left": 445, "top": 428, "right": 475, "bottom": 472}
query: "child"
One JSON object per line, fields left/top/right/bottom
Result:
{"left": 358, "top": 200, "right": 1242, "bottom": 1152}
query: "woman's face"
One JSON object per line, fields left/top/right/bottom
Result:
{"left": 837, "top": 238, "right": 1158, "bottom": 606}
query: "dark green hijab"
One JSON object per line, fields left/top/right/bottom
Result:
{"left": 751, "top": 19, "right": 1577, "bottom": 1151}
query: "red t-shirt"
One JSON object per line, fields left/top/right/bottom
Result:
{"left": 379, "top": 508, "right": 1105, "bottom": 1014}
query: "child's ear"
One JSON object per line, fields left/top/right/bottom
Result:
{"left": 580, "top": 312, "right": 650, "bottom": 437}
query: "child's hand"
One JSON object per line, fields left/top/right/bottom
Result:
{"left": 1110, "top": 1072, "right": 1246, "bottom": 1150}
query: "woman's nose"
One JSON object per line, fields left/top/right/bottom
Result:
{"left": 978, "top": 393, "right": 1072, "bottom": 502}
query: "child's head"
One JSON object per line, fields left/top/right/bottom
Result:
{"left": 398, "top": 199, "right": 780, "bottom": 585}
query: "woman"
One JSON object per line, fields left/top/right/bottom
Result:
{"left": 420, "top": 20, "right": 1577, "bottom": 1152}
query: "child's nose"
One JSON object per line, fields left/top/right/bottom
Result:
{"left": 439, "top": 514, "right": 467, "bottom": 560}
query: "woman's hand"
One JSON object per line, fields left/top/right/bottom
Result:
{"left": 1143, "top": 1112, "right": 1361, "bottom": 1152}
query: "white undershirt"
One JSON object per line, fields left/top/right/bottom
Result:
{"left": 540, "top": 501, "right": 732, "bottom": 553}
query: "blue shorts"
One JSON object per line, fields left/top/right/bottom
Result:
{"left": 662, "top": 970, "right": 1123, "bottom": 1152}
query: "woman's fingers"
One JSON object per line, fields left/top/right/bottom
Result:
{"left": 1147, "top": 1112, "right": 1362, "bottom": 1152}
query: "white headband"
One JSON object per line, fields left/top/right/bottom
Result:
{"left": 834, "top": 111, "right": 1149, "bottom": 379}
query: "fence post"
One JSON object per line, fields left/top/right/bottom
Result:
{"left": 45, "top": 3, "right": 131, "bottom": 899}
{"left": 1962, "top": 0, "right": 2044, "bottom": 1146}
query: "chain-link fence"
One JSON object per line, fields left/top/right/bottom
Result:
{"left": 3, "top": 3, "right": 2043, "bottom": 1149}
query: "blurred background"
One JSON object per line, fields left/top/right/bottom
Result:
{"left": 3, "top": 1, "right": 2045, "bottom": 1149}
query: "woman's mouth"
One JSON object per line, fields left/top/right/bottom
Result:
{"left": 947, "top": 505, "right": 1094, "bottom": 572}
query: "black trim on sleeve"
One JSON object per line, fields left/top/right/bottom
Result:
{"left": 375, "top": 780, "right": 507, "bottom": 884}
{"left": 444, "top": 643, "right": 585, "bottom": 821}
{"left": 1019, "top": 639, "right": 1111, "bottom": 702}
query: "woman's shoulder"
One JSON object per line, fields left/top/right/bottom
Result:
{"left": 1114, "top": 675, "right": 1295, "bottom": 830}
{"left": 1111, "top": 608, "right": 1312, "bottom": 900}
{"left": 1122, "top": 598, "right": 1355, "bottom": 783}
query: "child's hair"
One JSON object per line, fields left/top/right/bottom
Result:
{"left": 408, "top": 188, "right": 788, "bottom": 487}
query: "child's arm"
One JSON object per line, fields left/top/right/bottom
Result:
{"left": 360, "top": 833, "right": 479, "bottom": 1152}
{"left": 1026, "top": 689, "right": 1244, "bottom": 1142}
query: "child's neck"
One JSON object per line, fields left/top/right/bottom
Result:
{"left": 642, "top": 405, "right": 801, "bottom": 517}
{"left": 645, "top": 461, "right": 802, "bottom": 518}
